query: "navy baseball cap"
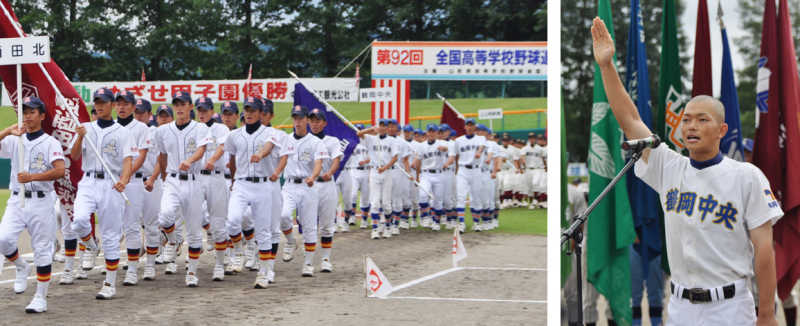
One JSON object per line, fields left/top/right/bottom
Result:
{"left": 354, "top": 123, "right": 365, "bottom": 130}
{"left": 115, "top": 90, "right": 136, "bottom": 103}
{"left": 403, "top": 124, "right": 414, "bottom": 132}
{"left": 93, "top": 87, "right": 115, "bottom": 102}
{"left": 212, "top": 112, "right": 222, "bottom": 123}
{"left": 156, "top": 104, "right": 173, "bottom": 117}
{"left": 528, "top": 132, "right": 536, "bottom": 138}
{"left": 135, "top": 98, "right": 152, "bottom": 114}
{"left": 22, "top": 96, "right": 46, "bottom": 114}
{"left": 743, "top": 138, "right": 754, "bottom": 152}
{"left": 291, "top": 105, "right": 309, "bottom": 118}
{"left": 171, "top": 91, "right": 192, "bottom": 104}
{"left": 573, "top": 177, "right": 582, "bottom": 184}
{"left": 260, "top": 98, "right": 274, "bottom": 114}
{"left": 243, "top": 96, "right": 262, "bottom": 111}
{"left": 195, "top": 96, "right": 214, "bottom": 111}
{"left": 439, "top": 123, "right": 451, "bottom": 131}
{"left": 240, "top": 111, "right": 246, "bottom": 120}
{"left": 190, "top": 110, "right": 196, "bottom": 120}
{"left": 309, "top": 107, "right": 326, "bottom": 121}
{"left": 220, "top": 101, "right": 239, "bottom": 114}
{"left": 90, "top": 106, "right": 96, "bottom": 114}
{"left": 387, "top": 118, "right": 398, "bottom": 125}
{"left": 426, "top": 123, "right": 439, "bottom": 132}
{"left": 465, "top": 118, "right": 476, "bottom": 125}
{"left": 450, "top": 130, "right": 457, "bottom": 137}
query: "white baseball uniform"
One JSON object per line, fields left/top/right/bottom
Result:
{"left": 315, "top": 134, "right": 343, "bottom": 257}
{"left": 142, "top": 124, "right": 162, "bottom": 259}
{"left": 388, "top": 135, "right": 408, "bottom": 228}
{"left": 414, "top": 139, "right": 450, "bottom": 222}
{"left": 335, "top": 154, "right": 353, "bottom": 224}
{"left": 441, "top": 139, "right": 456, "bottom": 218}
{"left": 479, "top": 139, "right": 502, "bottom": 223}
{"left": 361, "top": 134, "right": 397, "bottom": 231}
{"left": 635, "top": 144, "right": 783, "bottom": 324}
{"left": 453, "top": 134, "right": 487, "bottom": 225}
{"left": 199, "top": 121, "right": 231, "bottom": 246}
{"left": 402, "top": 138, "right": 420, "bottom": 221}
{"left": 118, "top": 117, "right": 151, "bottom": 268}
{"left": 347, "top": 143, "right": 370, "bottom": 220}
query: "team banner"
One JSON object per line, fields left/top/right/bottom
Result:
{"left": 371, "top": 41, "right": 547, "bottom": 80}
{"left": 2, "top": 77, "right": 359, "bottom": 105}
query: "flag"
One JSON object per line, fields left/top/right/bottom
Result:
{"left": 692, "top": 0, "right": 713, "bottom": 97}
{"left": 371, "top": 79, "right": 409, "bottom": 125}
{"left": 0, "top": 0, "right": 91, "bottom": 225}
{"left": 293, "top": 83, "right": 359, "bottom": 179}
{"left": 355, "top": 64, "right": 361, "bottom": 88}
{"left": 440, "top": 102, "right": 466, "bottom": 137}
{"left": 775, "top": 0, "right": 800, "bottom": 301}
{"left": 658, "top": 0, "right": 686, "bottom": 155}
{"left": 141, "top": 67, "right": 146, "bottom": 82}
{"left": 624, "top": 0, "right": 661, "bottom": 279}
{"left": 365, "top": 256, "right": 393, "bottom": 297}
{"left": 717, "top": 5, "right": 744, "bottom": 162}
{"left": 453, "top": 227, "right": 467, "bottom": 267}
{"left": 752, "top": 0, "right": 781, "bottom": 202}
{"left": 587, "top": 1, "right": 636, "bottom": 324}
{"left": 560, "top": 94, "right": 571, "bottom": 287}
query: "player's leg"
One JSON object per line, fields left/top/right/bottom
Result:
{"left": 121, "top": 179, "right": 144, "bottom": 285}
{"left": 206, "top": 174, "right": 232, "bottom": 272}
{"left": 339, "top": 171, "right": 354, "bottom": 228}
{"left": 538, "top": 169, "right": 548, "bottom": 208}
{"left": 180, "top": 179, "right": 204, "bottom": 287}
{"left": 25, "top": 198, "right": 56, "bottom": 312}
{"left": 317, "top": 183, "right": 337, "bottom": 272}
{"left": 355, "top": 173, "right": 370, "bottom": 228}
{"left": 644, "top": 254, "right": 664, "bottom": 326}
{"left": 0, "top": 201, "right": 31, "bottom": 294}
{"left": 455, "top": 171, "right": 470, "bottom": 232}
{"left": 280, "top": 184, "right": 300, "bottom": 261}
{"left": 240, "top": 205, "right": 257, "bottom": 269}
{"left": 468, "top": 170, "right": 485, "bottom": 232}
{"left": 72, "top": 181, "right": 100, "bottom": 270}
{"left": 482, "top": 172, "right": 495, "bottom": 230}
{"left": 224, "top": 182, "right": 250, "bottom": 277}
{"left": 141, "top": 178, "right": 162, "bottom": 281}
{"left": 250, "top": 184, "right": 273, "bottom": 288}
{"left": 368, "top": 170, "right": 384, "bottom": 238}
{"left": 267, "top": 181, "right": 282, "bottom": 281}
{"left": 94, "top": 190, "right": 125, "bottom": 299}
{"left": 297, "top": 186, "right": 319, "bottom": 276}
{"left": 418, "top": 176, "right": 434, "bottom": 230}
{"left": 409, "top": 177, "right": 420, "bottom": 227}
{"left": 389, "top": 170, "right": 403, "bottom": 234}
{"left": 430, "top": 176, "right": 445, "bottom": 230}
{"left": 400, "top": 172, "right": 412, "bottom": 229}
{"left": 157, "top": 179, "right": 183, "bottom": 264}
{"left": 380, "top": 172, "right": 394, "bottom": 238}
{"left": 59, "top": 200, "right": 79, "bottom": 284}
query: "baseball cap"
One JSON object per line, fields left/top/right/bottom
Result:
{"left": 212, "top": 112, "right": 222, "bottom": 123}
{"left": 190, "top": 110, "right": 196, "bottom": 120}
{"left": 476, "top": 124, "right": 488, "bottom": 132}
{"left": 309, "top": 107, "right": 327, "bottom": 121}
{"left": 115, "top": 90, "right": 135, "bottom": 103}
{"left": 90, "top": 106, "right": 96, "bottom": 114}
{"left": 378, "top": 119, "right": 388, "bottom": 126}
{"left": 492, "top": 132, "right": 498, "bottom": 139}
{"left": 135, "top": 98, "right": 152, "bottom": 114}
{"left": 93, "top": 87, "right": 115, "bottom": 102}
{"left": 243, "top": 96, "right": 262, "bottom": 111}
{"left": 261, "top": 98, "right": 274, "bottom": 114}
{"left": 439, "top": 123, "right": 451, "bottom": 131}
{"left": 540, "top": 136, "right": 547, "bottom": 141}
{"left": 220, "top": 101, "right": 239, "bottom": 114}
{"left": 426, "top": 123, "right": 439, "bottom": 132}
{"left": 572, "top": 177, "right": 582, "bottom": 185}
{"left": 414, "top": 128, "right": 422, "bottom": 135}
{"left": 354, "top": 123, "right": 365, "bottom": 130}
{"left": 171, "top": 91, "right": 192, "bottom": 104}
{"left": 195, "top": 96, "right": 214, "bottom": 111}
{"left": 528, "top": 132, "right": 535, "bottom": 138}
{"left": 240, "top": 111, "right": 246, "bottom": 121}
{"left": 22, "top": 96, "right": 46, "bottom": 114}
{"left": 743, "top": 138, "right": 754, "bottom": 152}
{"left": 450, "top": 129, "right": 457, "bottom": 137}
{"left": 156, "top": 104, "right": 173, "bottom": 117}
{"left": 403, "top": 124, "right": 414, "bottom": 132}
{"left": 291, "top": 105, "right": 309, "bottom": 118}
{"left": 387, "top": 118, "right": 398, "bottom": 125}
{"left": 419, "top": 129, "right": 426, "bottom": 136}
{"left": 464, "top": 118, "right": 476, "bottom": 125}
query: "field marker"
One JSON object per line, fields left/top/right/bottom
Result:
{"left": 390, "top": 266, "right": 545, "bottom": 294}
{"left": 370, "top": 295, "right": 545, "bottom": 304}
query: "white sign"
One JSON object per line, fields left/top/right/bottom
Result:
{"left": 359, "top": 87, "right": 394, "bottom": 102}
{"left": 2, "top": 77, "right": 358, "bottom": 105}
{"left": 0, "top": 36, "right": 50, "bottom": 65}
{"left": 567, "top": 163, "right": 589, "bottom": 177}
{"left": 371, "top": 41, "right": 547, "bottom": 81}
{"left": 478, "top": 108, "right": 503, "bottom": 120}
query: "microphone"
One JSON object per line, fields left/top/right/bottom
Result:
{"left": 621, "top": 135, "right": 661, "bottom": 151}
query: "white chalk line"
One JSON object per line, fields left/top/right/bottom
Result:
{"left": 368, "top": 295, "right": 545, "bottom": 304}
{"left": 390, "top": 266, "right": 544, "bottom": 293}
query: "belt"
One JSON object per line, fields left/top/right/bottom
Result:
{"left": 200, "top": 170, "right": 223, "bottom": 175}
{"left": 133, "top": 172, "right": 143, "bottom": 179}
{"left": 316, "top": 177, "right": 329, "bottom": 182}
{"left": 288, "top": 178, "right": 305, "bottom": 184}
{"left": 12, "top": 191, "right": 45, "bottom": 198}
{"left": 169, "top": 173, "right": 196, "bottom": 181}
{"left": 460, "top": 164, "right": 477, "bottom": 169}
{"left": 670, "top": 281, "right": 736, "bottom": 304}
{"left": 239, "top": 177, "right": 268, "bottom": 183}
{"left": 85, "top": 172, "right": 108, "bottom": 179}
{"left": 481, "top": 168, "right": 489, "bottom": 172}
{"left": 224, "top": 173, "right": 231, "bottom": 179}
{"left": 143, "top": 176, "right": 149, "bottom": 183}
{"left": 424, "top": 169, "right": 442, "bottom": 174}
{"left": 528, "top": 167, "right": 542, "bottom": 170}
{"left": 347, "top": 166, "right": 367, "bottom": 170}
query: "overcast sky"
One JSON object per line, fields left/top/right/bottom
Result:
{"left": 680, "top": 0, "right": 748, "bottom": 97}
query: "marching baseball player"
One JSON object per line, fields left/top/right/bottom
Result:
{"left": 592, "top": 17, "right": 781, "bottom": 325}
{"left": 307, "top": 107, "right": 343, "bottom": 272}
{"left": 438, "top": 124, "right": 457, "bottom": 228}
{"left": 336, "top": 133, "right": 354, "bottom": 233}
{"left": 386, "top": 119, "right": 409, "bottom": 235}
{"left": 412, "top": 124, "right": 450, "bottom": 231}
{"left": 489, "top": 132, "right": 505, "bottom": 227}
{"left": 135, "top": 99, "right": 163, "bottom": 281}
{"left": 475, "top": 124, "right": 502, "bottom": 230}
{"left": 275, "top": 105, "right": 328, "bottom": 276}
{"left": 114, "top": 90, "right": 152, "bottom": 286}
{"left": 401, "top": 124, "right": 420, "bottom": 229}
{"left": 536, "top": 136, "right": 548, "bottom": 208}
{"left": 224, "top": 97, "right": 276, "bottom": 287}
{"left": 0, "top": 96, "right": 65, "bottom": 312}
{"left": 356, "top": 120, "right": 398, "bottom": 239}
{"left": 522, "top": 133, "right": 546, "bottom": 209}
{"left": 70, "top": 87, "right": 138, "bottom": 299}
{"left": 452, "top": 118, "right": 486, "bottom": 233}
{"left": 499, "top": 134, "right": 521, "bottom": 208}
{"left": 410, "top": 128, "right": 426, "bottom": 227}
{"left": 253, "top": 98, "right": 285, "bottom": 280}
{"left": 153, "top": 91, "right": 212, "bottom": 287}
{"left": 348, "top": 123, "right": 371, "bottom": 229}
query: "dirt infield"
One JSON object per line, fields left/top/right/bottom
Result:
{"left": 0, "top": 224, "right": 545, "bottom": 325}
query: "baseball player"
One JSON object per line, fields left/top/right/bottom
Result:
{"left": 275, "top": 105, "right": 328, "bottom": 277}
{"left": 70, "top": 87, "right": 138, "bottom": 299}
{"left": 401, "top": 124, "right": 420, "bottom": 229}
{"left": 114, "top": 90, "right": 152, "bottom": 286}
{"left": 224, "top": 97, "right": 275, "bottom": 287}
{"left": 535, "top": 136, "right": 548, "bottom": 208}
{"left": 307, "top": 107, "right": 343, "bottom": 272}
{"left": 0, "top": 97, "right": 65, "bottom": 313}
{"left": 499, "top": 135, "right": 522, "bottom": 208}
{"left": 411, "top": 128, "right": 426, "bottom": 227}
{"left": 592, "top": 17, "right": 782, "bottom": 325}
{"left": 135, "top": 99, "right": 163, "bottom": 281}
{"left": 522, "top": 133, "right": 546, "bottom": 210}
{"left": 438, "top": 124, "right": 457, "bottom": 228}
{"left": 336, "top": 136, "right": 355, "bottom": 233}
{"left": 412, "top": 124, "right": 450, "bottom": 231}
{"left": 452, "top": 118, "right": 486, "bottom": 233}
{"left": 348, "top": 124, "right": 371, "bottom": 229}
{"left": 356, "top": 120, "right": 398, "bottom": 239}
{"left": 153, "top": 91, "right": 212, "bottom": 287}
{"left": 490, "top": 132, "right": 505, "bottom": 226}
{"left": 386, "top": 119, "right": 409, "bottom": 235}
{"left": 475, "top": 125, "right": 503, "bottom": 230}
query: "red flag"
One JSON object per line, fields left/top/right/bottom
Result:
{"left": 355, "top": 64, "right": 361, "bottom": 88}
{"left": 0, "top": 0, "right": 91, "bottom": 222}
{"left": 775, "top": 0, "right": 800, "bottom": 301}
{"left": 141, "top": 67, "right": 146, "bottom": 82}
{"left": 440, "top": 102, "right": 465, "bottom": 137}
{"left": 692, "top": 0, "right": 712, "bottom": 96}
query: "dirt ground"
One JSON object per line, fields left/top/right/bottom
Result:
{"left": 0, "top": 225, "right": 546, "bottom": 325}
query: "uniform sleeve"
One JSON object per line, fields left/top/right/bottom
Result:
{"left": 330, "top": 138, "right": 344, "bottom": 160}
{"left": 216, "top": 127, "right": 230, "bottom": 145}
{"left": 314, "top": 140, "right": 330, "bottom": 160}
{"left": 137, "top": 125, "right": 152, "bottom": 150}
{"left": 634, "top": 143, "right": 681, "bottom": 193}
{"left": 279, "top": 138, "right": 294, "bottom": 157}
{"left": 0, "top": 136, "right": 15, "bottom": 159}
{"left": 122, "top": 129, "right": 139, "bottom": 159}
{"left": 196, "top": 124, "right": 213, "bottom": 148}
{"left": 154, "top": 127, "right": 167, "bottom": 154}
{"left": 744, "top": 166, "right": 784, "bottom": 229}
{"left": 49, "top": 138, "right": 64, "bottom": 163}
{"left": 223, "top": 132, "right": 237, "bottom": 155}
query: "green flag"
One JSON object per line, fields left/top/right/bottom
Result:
{"left": 587, "top": 1, "right": 636, "bottom": 324}
{"left": 656, "top": 0, "right": 683, "bottom": 275}
{"left": 561, "top": 93, "right": 571, "bottom": 287}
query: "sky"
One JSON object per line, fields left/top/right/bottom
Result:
{"left": 680, "top": 0, "right": 748, "bottom": 97}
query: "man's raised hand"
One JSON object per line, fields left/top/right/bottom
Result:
{"left": 592, "top": 17, "right": 615, "bottom": 68}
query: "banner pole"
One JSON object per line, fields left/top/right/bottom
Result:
{"left": 16, "top": 63, "right": 24, "bottom": 207}
{"left": 435, "top": 93, "right": 466, "bottom": 120}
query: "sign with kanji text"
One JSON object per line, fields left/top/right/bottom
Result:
{"left": 0, "top": 36, "right": 49, "bottom": 65}
{"left": 358, "top": 87, "right": 394, "bottom": 102}
{"left": 478, "top": 108, "right": 503, "bottom": 120}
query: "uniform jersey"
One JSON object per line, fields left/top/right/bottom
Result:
{"left": 70, "top": 121, "right": 138, "bottom": 175}
{"left": 153, "top": 120, "right": 212, "bottom": 175}
{"left": 346, "top": 142, "right": 368, "bottom": 168}
{"left": 224, "top": 125, "right": 275, "bottom": 178}
{"left": 414, "top": 139, "right": 450, "bottom": 171}
{"left": 201, "top": 122, "right": 231, "bottom": 172}
{"left": 486, "top": 141, "right": 505, "bottom": 171}
{"left": 119, "top": 119, "right": 152, "bottom": 173}
{"left": 280, "top": 133, "right": 330, "bottom": 179}
{"left": 262, "top": 127, "right": 287, "bottom": 174}
{"left": 523, "top": 144, "right": 546, "bottom": 169}
{"left": 0, "top": 133, "right": 64, "bottom": 192}
{"left": 502, "top": 145, "right": 520, "bottom": 170}
{"left": 453, "top": 134, "right": 487, "bottom": 166}
{"left": 635, "top": 144, "right": 783, "bottom": 289}
{"left": 389, "top": 136, "right": 408, "bottom": 164}
{"left": 141, "top": 125, "right": 160, "bottom": 176}
{"left": 318, "top": 135, "right": 344, "bottom": 176}
{"left": 406, "top": 139, "right": 419, "bottom": 168}
{"left": 362, "top": 134, "right": 397, "bottom": 168}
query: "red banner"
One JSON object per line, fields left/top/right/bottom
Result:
{"left": 440, "top": 102, "right": 465, "bottom": 137}
{"left": 691, "top": 0, "right": 713, "bottom": 97}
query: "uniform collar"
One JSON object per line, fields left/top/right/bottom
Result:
{"left": 26, "top": 129, "right": 44, "bottom": 141}
{"left": 465, "top": 134, "right": 474, "bottom": 139}
{"left": 689, "top": 151, "right": 724, "bottom": 170}
{"left": 176, "top": 120, "right": 191, "bottom": 131}
{"left": 379, "top": 134, "right": 387, "bottom": 139}
{"left": 245, "top": 121, "right": 261, "bottom": 135}
{"left": 97, "top": 118, "right": 115, "bottom": 129}
{"left": 427, "top": 140, "right": 435, "bottom": 145}
{"left": 117, "top": 114, "right": 134, "bottom": 126}
{"left": 205, "top": 120, "right": 215, "bottom": 127}
{"left": 312, "top": 130, "right": 325, "bottom": 139}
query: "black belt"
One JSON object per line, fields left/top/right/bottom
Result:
{"left": 169, "top": 173, "right": 196, "bottom": 181}
{"left": 671, "top": 281, "right": 736, "bottom": 304}
{"left": 86, "top": 172, "right": 107, "bottom": 179}
{"left": 288, "top": 178, "right": 304, "bottom": 184}
{"left": 133, "top": 172, "right": 143, "bottom": 178}
{"left": 528, "top": 167, "right": 542, "bottom": 170}
{"left": 13, "top": 191, "right": 45, "bottom": 198}
{"left": 240, "top": 177, "right": 268, "bottom": 183}
{"left": 200, "top": 170, "right": 222, "bottom": 175}
{"left": 224, "top": 173, "right": 231, "bottom": 179}
{"left": 424, "top": 169, "right": 442, "bottom": 174}
{"left": 316, "top": 177, "right": 329, "bottom": 182}
{"left": 461, "top": 165, "right": 477, "bottom": 169}
{"left": 350, "top": 166, "right": 366, "bottom": 170}
{"left": 143, "top": 176, "right": 149, "bottom": 183}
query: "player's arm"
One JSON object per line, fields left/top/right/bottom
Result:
{"left": 0, "top": 124, "right": 22, "bottom": 150}
{"left": 251, "top": 142, "right": 274, "bottom": 163}
{"left": 179, "top": 145, "right": 207, "bottom": 171}
{"left": 307, "top": 158, "right": 323, "bottom": 186}
{"left": 474, "top": 145, "right": 484, "bottom": 159}
{"left": 269, "top": 155, "right": 288, "bottom": 182}
{"left": 413, "top": 157, "right": 421, "bottom": 181}
{"left": 378, "top": 154, "right": 398, "bottom": 174}
{"left": 114, "top": 156, "right": 132, "bottom": 193}
{"left": 403, "top": 155, "right": 410, "bottom": 174}
{"left": 751, "top": 223, "right": 779, "bottom": 325}
{"left": 158, "top": 153, "right": 168, "bottom": 181}
{"left": 70, "top": 124, "right": 86, "bottom": 159}
{"left": 145, "top": 160, "right": 160, "bottom": 192}
{"left": 206, "top": 144, "right": 227, "bottom": 168}
{"left": 131, "top": 148, "right": 148, "bottom": 173}
{"left": 18, "top": 159, "right": 65, "bottom": 183}
{"left": 592, "top": 17, "right": 654, "bottom": 162}
{"left": 445, "top": 154, "right": 456, "bottom": 169}
{"left": 229, "top": 154, "right": 237, "bottom": 191}
{"left": 484, "top": 150, "right": 493, "bottom": 165}
{"left": 322, "top": 156, "right": 340, "bottom": 181}
{"left": 357, "top": 126, "right": 377, "bottom": 139}
{"left": 360, "top": 157, "right": 370, "bottom": 166}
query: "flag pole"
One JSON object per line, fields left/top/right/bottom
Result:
{"left": 364, "top": 254, "right": 368, "bottom": 297}
{"left": 435, "top": 93, "right": 466, "bottom": 120}
{"left": 16, "top": 63, "right": 24, "bottom": 207}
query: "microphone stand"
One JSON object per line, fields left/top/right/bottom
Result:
{"left": 560, "top": 147, "right": 645, "bottom": 326}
